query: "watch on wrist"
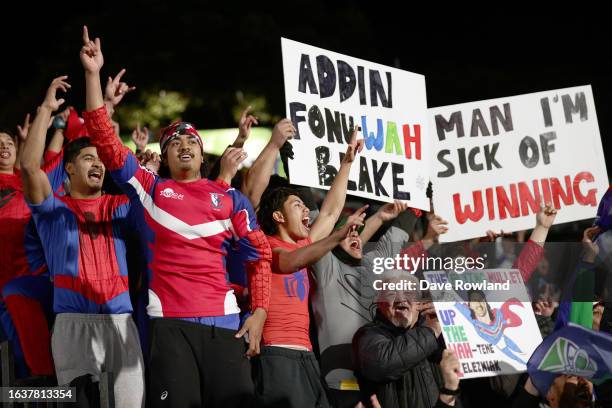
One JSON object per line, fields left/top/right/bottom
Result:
{"left": 52, "top": 116, "right": 66, "bottom": 130}
{"left": 439, "top": 386, "right": 460, "bottom": 396}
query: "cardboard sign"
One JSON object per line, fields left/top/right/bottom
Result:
{"left": 429, "top": 86, "right": 609, "bottom": 242}
{"left": 424, "top": 269, "right": 543, "bottom": 378}
{"left": 282, "top": 38, "right": 430, "bottom": 209}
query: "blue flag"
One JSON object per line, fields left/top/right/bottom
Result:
{"left": 527, "top": 323, "right": 612, "bottom": 396}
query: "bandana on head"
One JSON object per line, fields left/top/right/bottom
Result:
{"left": 159, "top": 121, "right": 203, "bottom": 155}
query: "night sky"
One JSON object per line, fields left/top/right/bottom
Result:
{"left": 1, "top": 2, "right": 610, "bottom": 167}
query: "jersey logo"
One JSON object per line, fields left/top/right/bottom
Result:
{"left": 0, "top": 188, "right": 17, "bottom": 210}
{"left": 283, "top": 270, "right": 308, "bottom": 301}
{"left": 83, "top": 211, "right": 102, "bottom": 239}
{"left": 159, "top": 188, "right": 184, "bottom": 200}
{"left": 210, "top": 192, "right": 224, "bottom": 210}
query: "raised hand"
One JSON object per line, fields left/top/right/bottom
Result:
{"left": 105, "top": 69, "right": 136, "bottom": 107}
{"left": 536, "top": 202, "right": 557, "bottom": 229}
{"left": 337, "top": 205, "right": 368, "bottom": 239}
{"left": 424, "top": 214, "right": 449, "bottom": 241}
{"left": 80, "top": 25, "right": 104, "bottom": 73}
{"left": 582, "top": 226, "right": 600, "bottom": 262}
{"left": 342, "top": 126, "right": 364, "bottom": 164}
{"left": 533, "top": 298, "right": 556, "bottom": 317}
{"left": 530, "top": 202, "right": 558, "bottom": 246}
{"left": 270, "top": 118, "right": 295, "bottom": 149}
{"left": 42, "top": 76, "right": 71, "bottom": 112}
{"left": 481, "top": 229, "right": 513, "bottom": 242}
{"left": 234, "top": 106, "right": 259, "bottom": 147}
{"left": 16, "top": 113, "right": 31, "bottom": 142}
{"left": 376, "top": 200, "right": 409, "bottom": 222}
{"left": 138, "top": 149, "right": 161, "bottom": 174}
{"left": 421, "top": 302, "right": 442, "bottom": 337}
{"left": 131, "top": 123, "right": 149, "bottom": 152}
{"left": 219, "top": 147, "right": 248, "bottom": 184}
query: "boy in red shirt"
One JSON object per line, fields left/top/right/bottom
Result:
{"left": 255, "top": 130, "right": 365, "bottom": 408}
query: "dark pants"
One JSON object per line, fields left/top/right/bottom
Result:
{"left": 326, "top": 388, "right": 362, "bottom": 408}
{"left": 253, "top": 346, "right": 330, "bottom": 408}
{"left": 148, "top": 318, "right": 253, "bottom": 407}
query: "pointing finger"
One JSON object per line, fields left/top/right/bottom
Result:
{"left": 82, "top": 25, "right": 90, "bottom": 44}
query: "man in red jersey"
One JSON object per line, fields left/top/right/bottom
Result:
{"left": 80, "top": 27, "right": 271, "bottom": 407}
{"left": 0, "top": 94, "right": 70, "bottom": 379}
{"left": 0, "top": 126, "right": 62, "bottom": 379}
{"left": 253, "top": 127, "right": 365, "bottom": 408}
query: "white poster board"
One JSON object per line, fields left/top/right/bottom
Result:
{"left": 424, "top": 269, "right": 542, "bottom": 378}
{"left": 281, "top": 38, "right": 430, "bottom": 210}
{"left": 429, "top": 86, "right": 609, "bottom": 242}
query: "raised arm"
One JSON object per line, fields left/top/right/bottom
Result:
{"left": 514, "top": 204, "right": 557, "bottom": 282}
{"left": 232, "top": 106, "right": 258, "bottom": 148}
{"left": 81, "top": 26, "right": 105, "bottom": 112}
{"left": 80, "top": 26, "right": 155, "bottom": 196}
{"left": 217, "top": 147, "right": 248, "bottom": 185}
{"left": 44, "top": 107, "right": 71, "bottom": 160}
{"left": 131, "top": 123, "right": 149, "bottom": 155}
{"left": 20, "top": 77, "right": 70, "bottom": 204}
{"left": 359, "top": 201, "right": 408, "bottom": 244}
{"left": 46, "top": 129, "right": 64, "bottom": 161}
{"left": 103, "top": 68, "right": 136, "bottom": 120}
{"left": 309, "top": 127, "right": 364, "bottom": 242}
{"left": 527, "top": 203, "right": 557, "bottom": 245}
{"left": 15, "top": 113, "right": 32, "bottom": 170}
{"left": 275, "top": 206, "right": 367, "bottom": 274}
{"left": 242, "top": 118, "right": 295, "bottom": 208}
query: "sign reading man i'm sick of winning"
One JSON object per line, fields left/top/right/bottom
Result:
{"left": 281, "top": 38, "right": 430, "bottom": 210}
{"left": 430, "top": 86, "right": 609, "bottom": 242}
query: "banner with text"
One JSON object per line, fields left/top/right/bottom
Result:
{"left": 424, "top": 269, "right": 542, "bottom": 379}
{"left": 282, "top": 38, "right": 430, "bottom": 209}
{"left": 429, "top": 86, "right": 609, "bottom": 242}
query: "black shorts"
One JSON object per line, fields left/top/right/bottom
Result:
{"left": 253, "top": 346, "right": 330, "bottom": 408}
{"left": 147, "top": 318, "right": 254, "bottom": 407}
{"left": 325, "top": 388, "right": 362, "bottom": 408}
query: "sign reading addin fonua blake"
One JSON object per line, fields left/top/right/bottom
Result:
{"left": 281, "top": 38, "right": 430, "bottom": 210}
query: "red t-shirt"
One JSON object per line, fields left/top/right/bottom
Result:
{"left": 263, "top": 235, "right": 312, "bottom": 350}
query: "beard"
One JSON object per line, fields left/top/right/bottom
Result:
{"left": 389, "top": 311, "right": 413, "bottom": 328}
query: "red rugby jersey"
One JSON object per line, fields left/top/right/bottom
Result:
{"left": 83, "top": 107, "right": 271, "bottom": 317}
{"left": 263, "top": 235, "right": 313, "bottom": 350}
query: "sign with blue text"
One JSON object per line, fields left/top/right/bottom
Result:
{"left": 282, "top": 38, "right": 430, "bottom": 209}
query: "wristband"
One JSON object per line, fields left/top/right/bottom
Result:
{"left": 52, "top": 116, "right": 66, "bottom": 130}
{"left": 439, "top": 386, "right": 460, "bottom": 396}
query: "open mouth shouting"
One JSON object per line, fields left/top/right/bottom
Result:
{"left": 88, "top": 168, "right": 103, "bottom": 183}
{"left": 348, "top": 236, "right": 361, "bottom": 251}
{"left": 0, "top": 151, "right": 11, "bottom": 160}
{"left": 393, "top": 302, "right": 411, "bottom": 312}
{"left": 179, "top": 152, "right": 194, "bottom": 162}
{"left": 302, "top": 215, "right": 310, "bottom": 231}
